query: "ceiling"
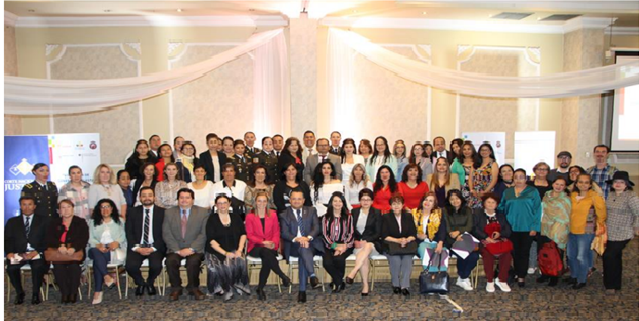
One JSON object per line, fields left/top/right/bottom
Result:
{"left": 5, "top": 1, "right": 639, "bottom": 27}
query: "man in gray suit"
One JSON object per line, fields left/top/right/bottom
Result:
{"left": 303, "top": 138, "right": 342, "bottom": 184}
{"left": 163, "top": 188, "right": 209, "bottom": 301}
{"left": 281, "top": 188, "right": 324, "bottom": 303}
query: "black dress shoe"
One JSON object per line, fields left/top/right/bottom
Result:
{"left": 69, "top": 293, "right": 78, "bottom": 304}
{"left": 146, "top": 284, "right": 157, "bottom": 296}
{"left": 536, "top": 275, "right": 549, "bottom": 283}
{"left": 393, "top": 287, "right": 401, "bottom": 294}
{"left": 32, "top": 294, "right": 41, "bottom": 305}
{"left": 281, "top": 275, "right": 291, "bottom": 288}
{"left": 136, "top": 285, "right": 145, "bottom": 296}
{"left": 548, "top": 277, "right": 559, "bottom": 287}
{"left": 345, "top": 277, "right": 354, "bottom": 285}
{"left": 310, "top": 276, "right": 320, "bottom": 289}
{"left": 517, "top": 281, "right": 525, "bottom": 288}
{"left": 14, "top": 292, "right": 25, "bottom": 305}
{"left": 256, "top": 288, "right": 266, "bottom": 301}
{"left": 401, "top": 288, "right": 410, "bottom": 296}
{"left": 297, "top": 291, "right": 307, "bottom": 303}
{"left": 332, "top": 282, "right": 344, "bottom": 293}
{"left": 572, "top": 283, "right": 586, "bottom": 290}
{"left": 361, "top": 292, "right": 369, "bottom": 296}
{"left": 563, "top": 277, "right": 577, "bottom": 285}
{"left": 61, "top": 294, "right": 69, "bottom": 304}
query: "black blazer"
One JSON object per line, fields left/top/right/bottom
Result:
{"left": 5, "top": 214, "right": 49, "bottom": 255}
{"left": 381, "top": 211, "right": 417, "bottom": 252}
{"left": 351, "top": 207, "right": 383, "bottom": 253}
{"left": 125, "top": 205, "right": 166, "bottom": 254}
{"left": 125, "top": 153, "right": 158, "bottom": 180}
{"left": 472, "top": 208, "right": 512, "bottom": 240}
{"left": 45, "top": 216, "right": 89, "bottom": 260}
{"left": 277, "top": 152, "right": 304, "bottom": 182}
{"left": 199, "top": 150, "right": 227, "bottom": 183}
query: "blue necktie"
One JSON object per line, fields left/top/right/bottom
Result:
{"left": 296, "top": 209, "right": 304, "bottom": 235}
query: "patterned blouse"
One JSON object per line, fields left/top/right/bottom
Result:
{"left": 243, "top": 185, "right": 275, "bottom": 211}
{"left": 606, "top": 190, "right": 639, "bottom": 241}
{"left": 322, "top": 215, "right": 354, "bottom": 249}
{"left": 58, "top": 181, "right": 91, "bottom": 221}
{"left": 154, "top": 180, "right": 187, "bottom": 208}
{"left": 541, "top": 190, "right": 571, "bottom": 249}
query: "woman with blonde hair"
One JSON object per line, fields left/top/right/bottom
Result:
{"left": 88, "top": 164, "right": 127, "bottom": 219}
{"left": 344, "top": 163, "right": 373, "bottom": 210}
{"left": 426, "top": 157, "right": 461, "bottom": 207}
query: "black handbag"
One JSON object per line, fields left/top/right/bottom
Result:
{"left": 387, "top": 241, "right": 418, "bottom": 255}
{"left": 419, "top": 253, "right": 449, "bottom": 294}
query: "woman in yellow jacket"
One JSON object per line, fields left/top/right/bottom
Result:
{"left": 566, "top": 173, "right": 606, "bottom": 290}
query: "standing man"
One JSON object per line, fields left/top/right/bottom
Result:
{"left": 149, "top": 134, "right": 162, "bottom": 157}
{"left": 199, "top": 133, "right": 227, "bottom": 183}
{"left": 302, "top": 130, "right": 317, "bottom": 164}
{"left": 244, "top": 132, "right": 261, "bottom": 159}
{"left": 163, "top": 188, "right": 209, "bottom": 301}
{"left": 303, "top": 138, "right": 343, "bottom": 184}
{"left": 126, "top": 187, "right": 166, "bottom": 297}
{"left": 280, "top": 188, "right": 323, "bottom": 303}
{"left": 329, "top": 131, "right": 342, "bottom": 155}
{"left": 432, "top": 136, "right": 455, "bottom": 165}
{"left": 5, "top": 197, "right": 49, "bottom": 305}
{"left": 272, "top": 134, "right": 285, "bottom": 158}
{"left": 548, "top": 151, "right": 572, "bottom": 183}
{"left": 587, "top": 144, "right": 618, "bottom": 199}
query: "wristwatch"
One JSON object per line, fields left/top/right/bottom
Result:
{"left": 307, "top": 236, "right": 313, "bottom": 241}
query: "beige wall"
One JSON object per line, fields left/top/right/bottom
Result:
{"left": 4, "top": 23, "right": 22, "bottom": 135}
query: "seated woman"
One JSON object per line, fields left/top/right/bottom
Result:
{"left": 245, "top": 192, "right": 290, "bottom": 300}
{"left": 443, "top": 189, "right": 479, "bottom": 291}
{"left": 372, "top": 165, "right": 398, "bottom": 214}
{"left": 472, "top": 194, "right": 513, "bottom": 293}
{"left": 187, "top": 165, "right": 214, "bottom": 209}
{"left": 345, "top": 188, "right": 382, "bottom": 296}
{"left": 311, "top": 162, "right": 344, "bottom": 217}
{"left": 205, "top": 195, "right": 250, "bottom": 302}
{"left": 381, "top": 195, "right": 417, "bottom": 296}
{"left": 154, "top": 162, "right": 188, "bottom": 208}
{"left": 413, "top": 192, "right": 447, "bottom": 272}
{"left": 244, "top": 165, "right": 275, "bottom": 212}
{"left": 321, "top": 192, "right": 354, "bottom": 293}
{"left": 88, "top": 199, "right": 126, "bottom": 305}
{"left": 46, "top": 200, "right": 89, "bottom": 304}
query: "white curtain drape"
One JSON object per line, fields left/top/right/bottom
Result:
{"left": 327, "top": 28, "right": 639, "bottom": 99}
{"left": 253, "top": 29, "right": 291, "bottom": 138}
{"left": 327, "top": 29, "right": 358, "bottom": 139}
{"left": 4, "top": 28, "right": 286, "bottom": 115}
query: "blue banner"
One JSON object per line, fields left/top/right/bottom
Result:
{"left": 4, "top": 136, "right": 50, "bottom": 224}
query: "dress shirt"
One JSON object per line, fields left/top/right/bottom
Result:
{"left": 212, "top": 180, "right": 247, "bottom": 201}
{"left": 23, "top": 215, "right": 35, "bottom": 251}
{"left": 132, "top": 206, "right": 157, "bottom": 251}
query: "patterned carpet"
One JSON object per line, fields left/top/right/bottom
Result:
{"left": 5, "top": 238, "right": 638, "bottom": 321}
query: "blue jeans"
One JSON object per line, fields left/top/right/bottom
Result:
{"left": 89, "top": 248, "right": 111, "bottom": 291}
{"left": 567, "top": 233, "right": 594, "bottom": 284}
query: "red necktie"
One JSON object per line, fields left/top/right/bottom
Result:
{"left": 181, "top": 210, "right": 188, "bottom": 239}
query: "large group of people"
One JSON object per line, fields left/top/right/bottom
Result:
{"left": 6, "top": 131, "right": 638, "bottom": 306}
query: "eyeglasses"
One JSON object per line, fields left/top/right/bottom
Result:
{"left": 537, "top": 168, "right": 549, "bottom": 171}
{"left": 100, "top": 205, "right": 112, "bottom": 209}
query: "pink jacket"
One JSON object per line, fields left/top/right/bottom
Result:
{"left": 245, "top": 210, "right": 281, "bottom": 253}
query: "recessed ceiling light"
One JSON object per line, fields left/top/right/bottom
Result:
{"left": 422, "top": 11, "right": 427, "bottom": 15}
{"left": 353, "top": 10, "right": 357, "bottom": 13}
{"left": 488, "top": 14, "right": 492, "bottom": 18}
{"left": 177, "top": 8, "right": 182, "bottom": 12}
{"left": 249, "top": 8, "right": 255, "bottom": 12}
{"left": 537, "top": 17, "right": 542, "bottom": 20}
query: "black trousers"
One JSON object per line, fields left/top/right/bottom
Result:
{"left": 248, "top": 247, "right": 285, "bottom": 288}
{"left": 603, "top": 239, "right": 630, "bottom": 290}
{"left": 510, "top": 232, "right": 534, "bottom": 279}
{"left": 126, "top": 250, "right": 165, "bottom": 286}
{"left": 6, "top": 258, "right": 48, "bottom": 295}
{"left": 322, "top": 248, "right": 353, "bottom": 286}
{"left": 537, "top": 235, "right": 565, "bottom": 277}
{"left": 165, "top": 253, "right": 204, "bottom": 291}
{"left": 52, "top": 263, "right": 82, "bottom": 296}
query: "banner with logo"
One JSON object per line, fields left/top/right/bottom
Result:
{"left": 461, "top": 132, "right": 506, "bottom": 166}
{"left": 4, "top": 133, "right": 100, "bottom": 224}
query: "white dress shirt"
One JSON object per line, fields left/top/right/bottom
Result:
{"left": 211, "top": 180, "right": 247, "bottom": 201}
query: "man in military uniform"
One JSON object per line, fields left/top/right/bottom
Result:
{"left": 244, "top": 132, "right": 261, "bottom": 159}
{"left": 257, "top": 136, "right": 279, "bottom": 184}
{"left": 230, "top": 139, "right": 251, "bottom": 182}
{"left": 21, "top": 163, "right": 58, "bottom": 218}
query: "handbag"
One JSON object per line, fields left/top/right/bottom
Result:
{"left": 420, "top": 253, "right": 449, "bottom": 294}
{"left": 387, "top": 241, "right": 418, "bottom": 255}
{"left": 44, "top": 248, "right": 83, "bottom": 264}
{"left": 484, "top": 239, "right": 514, "bottom": 255}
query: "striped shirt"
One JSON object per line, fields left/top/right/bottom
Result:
{"left": 606, "top": 191, "right": 639, "bottom": 241}
{"left": 321, "top": 215, "right": 354, "bottom": 249}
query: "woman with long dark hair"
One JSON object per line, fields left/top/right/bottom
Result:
{"left": 125, "top": 139, "right": 157, "bottom": 180}
{"left": 277, "top": 137, "right": 304, "bottom": 183}
{"left": 340, "top": 138, "right": 365, "bottom": 185}
{"left": 444, "top": 189, "right": 479, "bottom": 291}
{"left": 469, "top": 143, "right": 498, "bottom": 208}
{"left": 321, "top": 192, "right": 354, "bottom": 293}
{"left": 244, "top": 164, "right": 275, "bottom": 211}
{"left": 272, "top": 163, "right": 312, "bottom": 213}
{"left": 311, "top": 162, "right": 344, "bottom": 217}
{"left": 131, "top": 162, "right": 158, "bottom": 206}
{"left": 372, "top": 165, "right": 398, "bottom": 214}
{"left": 366, "top": 136, "right": 398, "bottom": 180}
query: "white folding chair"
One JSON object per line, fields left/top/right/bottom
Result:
{"left": 125, "top": 258, "right": 166, "bottom": 297}
{"left": 5, "top": 264, "right": 47, "bottom": 303}
{"left": 287, "top": 255, "right": 325, "bottom": 293}
{"left": 86, "top": 261, "right": 127, "bottom": 299}
{"left": 247, "top": 254, "right": 283, "bottom": 293}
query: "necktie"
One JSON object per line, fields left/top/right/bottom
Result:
{"left": 143, "top": 209, "right": 150, "bottom": 244}
{"left": 296, "top": 209, "right": 304, "bottom": 235}
{"left": 181, "top": 209, "right": 188, "bottom": 239}
{"left": 25, "top": 216, "right": 30, "bottom": 237}
{"left": 276, "top": 151, "right": 280, "bottom": 157}
{"left": 321, "top": 155, "right": 326, "bottom": 163}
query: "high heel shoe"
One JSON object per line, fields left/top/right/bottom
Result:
{"left": 361, "top": 292, "right": 369, "bottom": 296}
{"left": 280, "top": 275, "right": 291, "bottom": 288}
{"left": 345, "top": 276, "right": 354, "bottom": 285}
{"left": 104, "top": 275, "right": 115, "bottom": 289}
{"left": 256, "top": 288, "right": 266, "bottom": 301}
{"left": 92, "top": 292, "right": 103, "bottom": 305}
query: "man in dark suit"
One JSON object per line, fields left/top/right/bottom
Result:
{"left": 280, "top": 188, "right": 323, "bottom": 303}
{"left": 162, "top": 188, "right": 209, "bottom": 301}
{"left": 303, "top": 138, "right": 343, "bottom": 184}
{"left": 272, "top": 134, "right": 284, "bottom": 158}
{"left": 329, "top": 131, "right": 342, "bottom": 155}
{"left": 199, "top": 133, "right": 227, "bottom": 183}
{"left": 5, "top": 197, "right": 49, "bottom": 305}
{"left": 433, "top": 136, "right": 455, "bottom": 165}
{"left": 125, "top": 187, "right": 165, "bottom": 296}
